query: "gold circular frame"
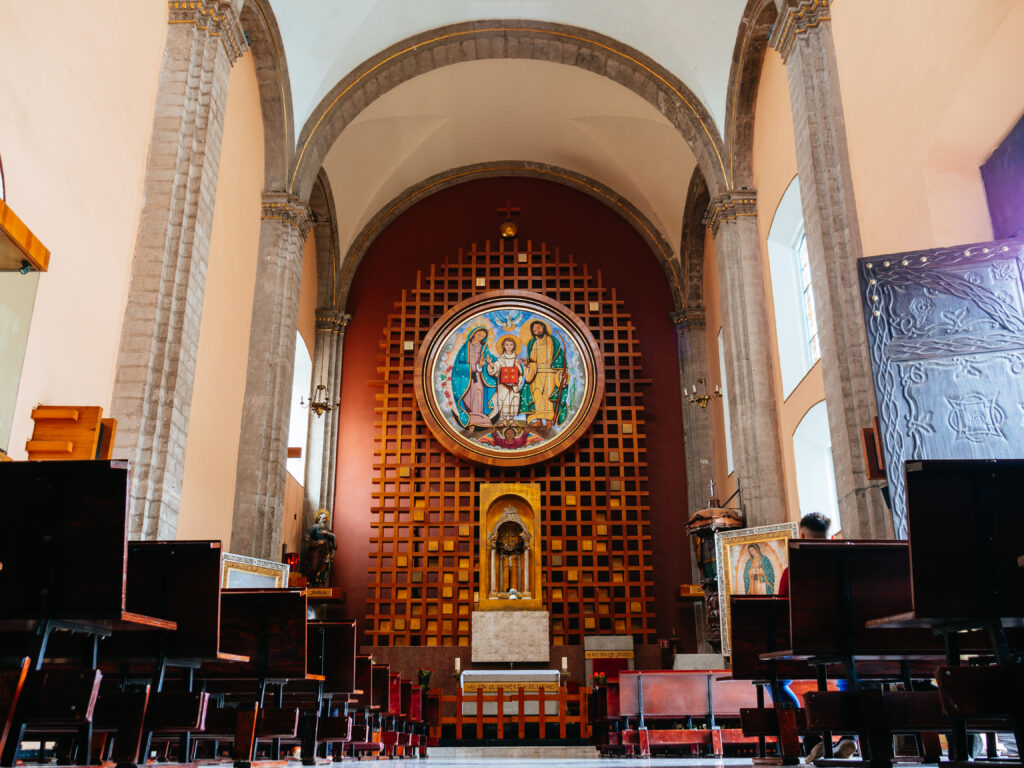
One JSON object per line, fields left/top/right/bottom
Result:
{"left": 414, "top": 290, "right": 604, "bottom": 467}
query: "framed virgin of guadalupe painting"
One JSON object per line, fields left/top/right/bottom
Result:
{"left": 714, "top": 522, "right": 798, "bottom": 657}
{"left": 414, "top": 290, "right": 604, "bottom": 466}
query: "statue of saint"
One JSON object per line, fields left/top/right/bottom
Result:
{"left": 301, "top": 509, "right": 337, "bottom": 587}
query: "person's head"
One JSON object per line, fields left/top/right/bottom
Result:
{"left": 470, "top": 328, "right": 487, "bottom": 343}
{"left": 502, "top": 338, "right": 516, "bottom": 354}
{"left": 799, "top": 512, "right": 830, "bottom": 539}
{"left": 315, "top": 510, "right": 328, "bottom": 527}
{"left": 747, "top": 543, "right": 762, "bottom": 558}
{"left": 530, "top": 320, "right": 547, "bottom": 338}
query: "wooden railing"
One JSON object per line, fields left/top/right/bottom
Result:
{"left": 427, "top": 686, "right": 591, "bottom": 741}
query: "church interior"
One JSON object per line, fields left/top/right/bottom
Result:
{"left": 1, "top": 0, "right": 1023, "bottom": 764}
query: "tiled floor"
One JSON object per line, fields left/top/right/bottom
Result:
{"left": 419, "top": 761, "right": 756, "bottom": 767}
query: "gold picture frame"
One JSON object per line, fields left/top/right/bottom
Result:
{"left": 221, "top": 552, "right": 290, "bottom": 589}
{"left": 715, "top": 522, "right": 798, "bottom": 657}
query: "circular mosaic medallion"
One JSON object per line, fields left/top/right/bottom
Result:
{"left": 414, "top": 291, "right": 604, "bottom": 466}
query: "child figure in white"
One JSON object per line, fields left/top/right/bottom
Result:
{"left": 487, "top": 335, "right": 525, "bottom": 426}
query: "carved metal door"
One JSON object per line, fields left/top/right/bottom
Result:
{"left": 859, "top": 238, "right": 1024, "bottom": 536}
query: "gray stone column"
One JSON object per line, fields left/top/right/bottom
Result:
{"left": 302, "top": 309, "right": 350, "bottom": 531}
{"left": 231, "top": 193, "right": 312, "bottom": 559}
{"left": 112, "top": 1, "right": 246, "bottom": 540}
{"left": 771, "top": 0, "right": 891, "bottom": 538}
{"left": 672, "top": 308, "right": 718, "bottom": 516}
{"left": 707, "top": 192, "right": 786, "bottom": 527}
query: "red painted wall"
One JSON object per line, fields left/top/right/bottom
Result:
{"left": 333, "top": 176, "right": 695, "bottom": 650}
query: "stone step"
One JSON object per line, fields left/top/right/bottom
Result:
{"left": 428, "top": 744, "right": 600, "bottom": 759}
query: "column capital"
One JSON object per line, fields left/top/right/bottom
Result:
{"left": 769, "top": 0, "right": 832, "bottom": 63}
{"left": 262, "top": 192, "right": 313, "bottom": 238}
{"left": 671, "top": 307, "right": 707, "bottom": 331}
{"left": 168, "top": 1, "right": 247, "bottom": 65}
{"left": 315, "top": 309, "right": 352, "bottom": 334}
{"left": 704, "top": 190, "right": 757, "bottom": 237}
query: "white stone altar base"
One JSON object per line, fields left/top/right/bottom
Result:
{"left": 470, "top": 610, "right": 549, "bottom": 663}
{"left": 459, "top": 669, "right": 561, "bottom": 716}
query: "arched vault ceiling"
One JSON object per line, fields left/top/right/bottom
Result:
{"left": 322, "top": 59, "right": 697, "bottom": 260}
{"left": 268, "top": 0, "right": 746, "bottom": 134}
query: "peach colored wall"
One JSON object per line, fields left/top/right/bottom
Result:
{"left": 178, "top": 53, "right": 265, "bottom": 545}
{"left": 751, "top": 47, "right": 826, "bottom": 525}
{"left": 702, "top": 230, "right": 737, "bottom": 505}
{"left": 832, "top": 0, "right": 1024, "bottom": 256}
{"left": 1, "top": 1, "right": 167, "bottom": 458}
{"left": 297, "top": 233, "right": 318, "bottom": 355}
{"left": 282, "top": 473, "right": 305, "bottom": 558}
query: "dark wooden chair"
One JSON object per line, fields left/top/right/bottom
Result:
{"left": 870, "top": 460, "right": 1024, "bottom": 763}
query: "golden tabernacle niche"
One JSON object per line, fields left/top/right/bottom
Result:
{"left": 478, "top": 483, "right": 543, "bottom": 611}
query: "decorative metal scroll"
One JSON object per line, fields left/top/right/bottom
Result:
{"left": 859, "top": 238, "right": 1024, "bottom": 537}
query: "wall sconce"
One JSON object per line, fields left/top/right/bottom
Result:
{"left": 300, "top": 383, "right": 337, "bottom": 417}
{"left": 686, "top": 378, "right": 722, "bottom": 409}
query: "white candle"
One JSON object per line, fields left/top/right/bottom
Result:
{"left": 561, "top": 656, "right": 568, "bottom": 672}
{"left": 454, "top": 656, "right": 461, "bottom": 673}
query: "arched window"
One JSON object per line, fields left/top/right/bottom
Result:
{"left": 768, "top": 178, "right": 821, "bottom": 396}
{"left": 287, "top": 331, "right": 312, "bottom": 481}
{"left": 792, "top": 401, "right": 840, "bottom": 533}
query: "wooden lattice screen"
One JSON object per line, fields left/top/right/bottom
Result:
{"left": 367, "top": 239, "right": 654, "bottom": 647}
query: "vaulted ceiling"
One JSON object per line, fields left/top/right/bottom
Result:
{"left": 266, "top": 1, "right": 747, "bottom": 263}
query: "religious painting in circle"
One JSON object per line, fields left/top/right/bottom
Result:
{"left": 414, "top": 291, "right": 604, "bottom": 466}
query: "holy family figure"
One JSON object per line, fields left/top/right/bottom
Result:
{"left": 451, "top": 319, "right": 570, "bottom": 431}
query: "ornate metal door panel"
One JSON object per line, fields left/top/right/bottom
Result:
{"left": 859, "top": 238, "right": 1024, "bottom": 537}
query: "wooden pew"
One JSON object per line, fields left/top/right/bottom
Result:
{"left": 617, "top": 670, "right": 761, "bottom": 757}
{"left": 346, "top": 658, "right": 383, "bottom": 758}
{"left": 765, "top": 541, "right": 958, "bottom": 768}
{"left": 870, "top": 460, "right": 1024, "bottom": 763}
{"left": 0, "top": 659, "right": 30, "bottom": 759}
{"left": 281, "top": 619, "right": 357, "bottom": 763}
{"left": 0, "top": 461, "right": 176, "bottom": 767}
{"left": 193, "top": 589, "right": 315, "bottom": 765}
{"left": 95, "top": 541, "right": 245, "bottom": 766}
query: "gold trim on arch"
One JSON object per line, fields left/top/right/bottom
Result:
{"left": 332, "top": 164, "right": 681, "bottom": 309}
{"left": 249, "top": 1, "right": 290, "bottom": 176}
{"left": 290, "top": 27, "right": 727, "bottom": 194}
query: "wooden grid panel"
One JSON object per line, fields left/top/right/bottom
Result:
{"left": 367, "top": 239, "right": 655, "bottom": 647}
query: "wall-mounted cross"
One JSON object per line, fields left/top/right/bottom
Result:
{"left": 497, "top": 199, "right": 521, "bottom": 220}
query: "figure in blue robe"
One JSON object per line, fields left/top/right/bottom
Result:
{"left": 451, "top": 326, "right": 497, "bottom": 428}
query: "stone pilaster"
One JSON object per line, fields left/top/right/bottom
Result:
{"left": 672, "top": 309, "right": 717, "bottom": 517}
{"left": 231, "top": 193, "right": 312, "bottom": 560}
{"left": 112, "top": 1, "right": 246, "bottom": 540}
{"left": 302, "top": 309, "right": 350, "bottom": 531}
{"left": 707, "top": 191, "right": 786, "bottom": 527}
{"left": 771, "top": 0, "right": 892, "bottom": 538}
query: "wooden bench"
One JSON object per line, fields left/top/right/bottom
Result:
{"left": 765, "top": 541, "right": 960, "bottom": 768}
{"left": 617, "top": 669, "right": 763, "bottom": 757}
{"left": 96, "top": 540, "right": 245, "bottom": 766}
{"left": 0, "top": 461, "right": 176, "bottom": 767}
{"left": 870, "top": 460, "right": 1024, "bottom": 764}
{"left": 193, "top": 588, "right": 316, "bottom": 766}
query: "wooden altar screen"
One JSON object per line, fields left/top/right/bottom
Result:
{"left": 367, "top": 238, "right": 655, "bottom": 647}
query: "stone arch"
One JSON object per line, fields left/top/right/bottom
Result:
{"left": 724, "top": 0, "right": 779, "bottom": 188}
{"left": 287, "top": 20, "right": 729, "bottom": 201}
{"left": 680, "top": 166, "right": 711, "bottom": 311}
{"left": 332, "top": 161, "right": 681, "bottom": 312}
{"left": 239, "top": 0, "right": 293, "bottom": 190}
{"left": 308, "top": 168, "right": 340, "bottom": 308}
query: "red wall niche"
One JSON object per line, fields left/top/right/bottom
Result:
{"left": 333, "top": 176, "right": 695, "bottom": 651}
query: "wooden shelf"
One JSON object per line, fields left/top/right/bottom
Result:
{"left": 0, "top": 199, "right": 49, "bottom": 272}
